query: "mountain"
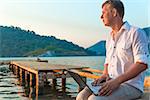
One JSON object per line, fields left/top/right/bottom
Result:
{"left": 87, "top": 27, "right": 150, "bottom": 56}
{"left": 86, "top": 40, "right": 106, "bottom": 56}
{"left": 0, "top": 26, "right": 95, "bottom": 57}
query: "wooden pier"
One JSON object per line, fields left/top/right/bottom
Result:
{"left": 9, "top": 60, "right": 150, "bottom": 99}
{"left": 9, "top": 60, "right": 88, "bottom": 99}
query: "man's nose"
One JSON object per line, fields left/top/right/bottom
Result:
{"left": 101, "top": 14, "right": 103, "bottom": 19}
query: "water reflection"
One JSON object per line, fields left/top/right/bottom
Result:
{"left": 0, "top": 65, "right": 76, "bottom": 100}
{"left": 0, "top": 65, "right": 28, "bottom": 100}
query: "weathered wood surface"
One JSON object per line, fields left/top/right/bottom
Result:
{"left": 11, "top": 61, "right": 86, "bottom": 72}
{"left": 82, "top": 68, "right": 103, "bottom": 73}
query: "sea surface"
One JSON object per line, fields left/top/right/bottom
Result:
{"left": 0, "top": 56, "right": 149, "bottom": 100}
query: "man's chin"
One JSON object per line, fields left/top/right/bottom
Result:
{"left": 102, "top": 22, "right": 109, "bottom": 26}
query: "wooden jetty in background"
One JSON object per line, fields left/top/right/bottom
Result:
{"left": 9, "top": 60, "right": 88, "bottom": 99}
{"left": 9, "top": 60, "right": 150, "bottom": 99}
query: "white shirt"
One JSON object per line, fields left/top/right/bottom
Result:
{"left": 105, "top": 21, "right": 149, "bottom": 92}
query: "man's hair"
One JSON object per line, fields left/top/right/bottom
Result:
{"left": 102, "top": 0, "right": 124, "bottom": 18}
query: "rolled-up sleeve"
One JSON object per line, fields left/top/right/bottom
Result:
{"left": 132, "top": 28, "right": 149, "bottom": 65}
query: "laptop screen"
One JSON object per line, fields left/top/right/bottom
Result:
{"left": 67, "top": 70, "right": 101, "bottom": 96}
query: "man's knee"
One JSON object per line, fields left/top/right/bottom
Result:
{"left": 88, "top": 95, "right": 109, "bottom": 100}
{"left": 88, "top": 95, "right": 96, "bottom": 100}
{"left": 76, "top": 87, "right": 91, "bottom": 100}
{"left": 88, "top": 95, "right": 105, "bottom": 100}
{"left": 76, "top": 92, "right": 84, "bottom": 100}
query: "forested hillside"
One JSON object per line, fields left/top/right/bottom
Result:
{"left": 0, "top": 26, "right": 95, "bottom": 57}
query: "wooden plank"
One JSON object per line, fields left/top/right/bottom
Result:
{"left": 19, "top": 68, "right": 23, "bottom": 85}
{"left": 30, "top": 73, "right": 33, "bottom": 87}
{"left": 71, "top": 70, "right": 101, "bottom": 79}
{"left": 53, "top": 70, "right": 61, "bottom": 73}
{"left": 11, "top": 61, "right": 86, "bottom": 72}
{"left": 78, "top": 72, "right": 101, "bottom": 79}
{"left": 11, "top": 62, "right": 38, "bottom": 74}
{"left": 144, "top": 77, "right": 150, "bottom": 87}
{"left": 35, "top": 72, "right": 39, "bottom": 98}
{"left": 82, "top": 68, "right": 103, "bottom": 74}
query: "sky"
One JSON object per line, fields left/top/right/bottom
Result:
{"left": 0, "top": 0, "right": 149, "bottom": 48}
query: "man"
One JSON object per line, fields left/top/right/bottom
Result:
{"left": 76, "top": 0, "right": 149, "bottom": 100}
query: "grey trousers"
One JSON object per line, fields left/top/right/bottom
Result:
{"left": 76, "top": 83, "right": 143, "bottom": 100}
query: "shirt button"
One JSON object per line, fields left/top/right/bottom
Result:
{"left": 110, "top": 74, "right": 113, "bottom": 77}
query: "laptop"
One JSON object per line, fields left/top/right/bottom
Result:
{"left": 67, "top": 69, "right": 103, "bottom": 96}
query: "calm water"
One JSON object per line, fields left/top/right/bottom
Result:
{"left": 0, "top": 56, "right": 150, "bottom": 100}
{"left": 0, "top": 56, "right": 105, "bottom": 100}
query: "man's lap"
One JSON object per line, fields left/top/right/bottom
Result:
{"left": 76, "top": 83, "right": 142, "bottom": 100}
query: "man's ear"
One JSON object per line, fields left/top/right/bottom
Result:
{"left": 112, "top": 8, "right": 117, "bottom": 17}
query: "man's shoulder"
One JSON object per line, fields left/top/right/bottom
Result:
{"left": 128, "top": 25, "right": 145, "bottom": 35}
{"left": 129, "top": 24, "right": 140, "bottom": 31}
{"left": 123, "top": 22, "right": 141, "bottom": 35}
{"left": 128, "top": 25, "right": 148, "bottom": 43}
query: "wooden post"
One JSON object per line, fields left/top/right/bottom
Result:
{"left": 30, "top": 73, "right": 33, "bottom": 87}
{"left": 34, "top": 72, "right": 44, "bottom": 96}
{"left": 52, "top": 72, "right": 57, "bottom": 90}
{"left": 29, "top": 73, "right": 33, "bottom": 98}
{"left": 11, "top": 64, "right": 14, "bottom": 74}
{"left": 29, "top": 87, "right": 33, "bottom": 99}
{"left": 13, "top": 65, "right": 16, "bottom": 75}
{"left": 62, "top": 71, "right": 66, "bottom": 92}
{"left": 43, "top": 72, "right": 48, "bottom": 86}
{"left": 35, "top": 72, "right": 39, "bottom": 99}
{"left": 18, "top": 67, "right": 20, "bottom": 79}
{"left": 9, "top": 64, "right": 12, "bottom": 71}
{"left": 52, "top": 79, "right": 57, "bottom": 89}
{"left": 25, "top": 71, "right": 28, "bottom": 87}
{"left": 22, "top": 69, "right": 25, "bottom": 86}
{"left": 19, "top": 68, "right": 23, "bottom": 85}
{"left": 32, "top": 74, "right": 36, "bottom": 87}
{"left": 16, "top": 66, "right": 19, "bottom": 78}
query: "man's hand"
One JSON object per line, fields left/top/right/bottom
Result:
{"left": 98, "top": 78, "right": 121, "bottom": 96}
{"left": 91, "top": 75, "right": 110, "bottom": 86}
{"left": 91, "top": 77, "right": 106, "bottom": 86}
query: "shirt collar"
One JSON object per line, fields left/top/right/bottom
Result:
{"left": 120, "top": 21, "right": 130, "bottom": 32}
{"left": 110, "top": 21, "right": 130, "bottom": 35}
{"left": 110, "top": 21, "right": 130, "bottom": 41}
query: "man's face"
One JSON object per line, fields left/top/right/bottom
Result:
{"left": 101, "top": 4, "right": 113, "bottom": 26}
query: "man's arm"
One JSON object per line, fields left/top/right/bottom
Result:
{"left": 103, "top": 63, "right": 108, "bottom": 76}
{"left": 99, "top": 62, "right": 148, "bottom": 96}
{"left": 117, "top": 28, "right": 149, "bottom": 83}
{"left": 116, "top": 62, "right": 148, "bottom": 84}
